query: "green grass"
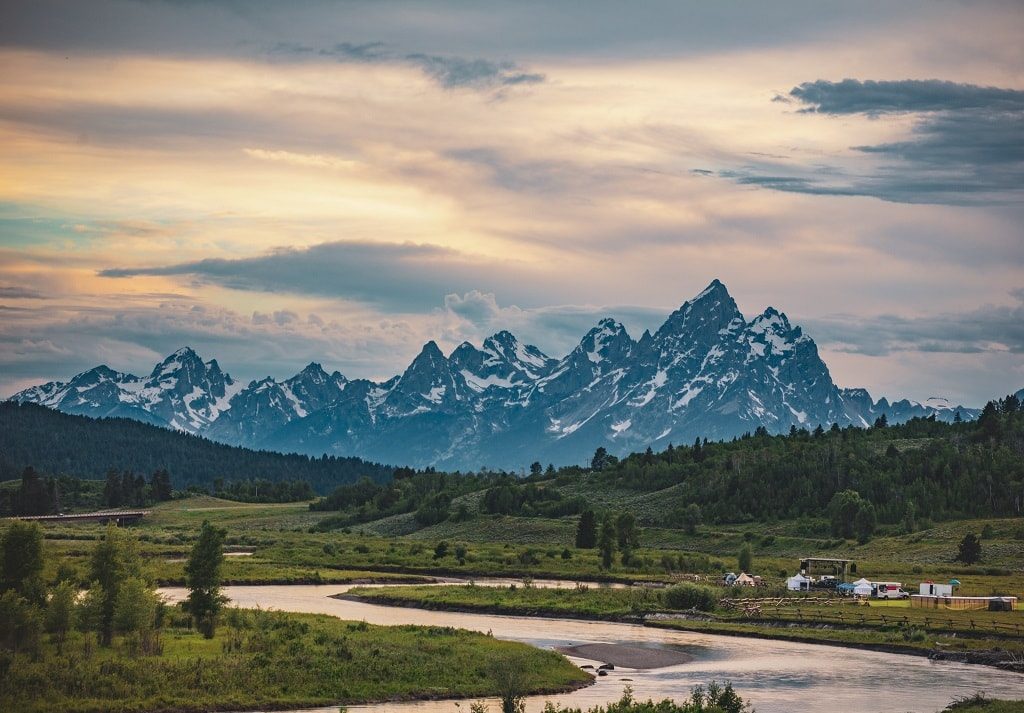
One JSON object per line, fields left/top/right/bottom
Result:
{"left": 348, "top": 583, "right": 1024, "bottom": 661}
{"left": 1, "top": 608, "right": 591, "bottom": 713}
{"left": 23, "top": 492, "right": 1024, "bottom": 606}
{"left": 349, "top": 582, "right": 670, "bottom": 618}
{"left": 943, "top": 697, "right": 1024, "bottom": 713}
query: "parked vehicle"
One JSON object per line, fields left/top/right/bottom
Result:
{"left": 873, "top": 582, "right": 908, "bottom": 599}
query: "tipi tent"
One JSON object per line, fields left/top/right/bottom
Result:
{"left": 735, "top": 573, "right": 756, "bottom": 587}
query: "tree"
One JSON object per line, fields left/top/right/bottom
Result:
{"left": 681, "top": 503, "right": 702, "bottom": 535}
{"left": 103, "top": 469, "right": 122, "bottom": 507}
{"left": 902, "top": 500, "right": 917, "bottom": 534}
{"left": 873, "top": 413, "right": 888, "bottom": 428}
{"left": 853, "top": 501, "right": 877, "bottom": 543}
{"left": 529, "top": 461, "right": 542, "bottom": 477}
{"left": 15, "top": 467, "right": 54, "bottom": 516}
{"left": 149, "top": 469, "right": 173, "bottom": 502}
{"left": 956, "top": 533, "right": 982, "bottom": 564}
{"left": 114, "top": 576, "right": 161, "bottom": 654}
{"left": 0, "top": 521, "right": 45, "bottom": 603}
{"left": 575, "top": 509, "right": 597, "bottom": 548}
{"left": 737, "top": 543, "right": 753, "bottom": 573}
{"left": 828, "top": 489, "right": 866, "bottom": 539}
{"left": 89, "top": 524, "right": 144, "bottom": 645}
{"left": 183, "top": 520, "right": 227, "bottom": 638}
{"left": 598, "top": 514, "right": 616, "bottom": 569}
{"left": 591, "top": 447, "right": 617, "bottom": 471}
{"left": 615, "top": 512, "right": 639, "bottom": 550}
{"left": 45, "top": 580, "right": 76, "bottom": 652}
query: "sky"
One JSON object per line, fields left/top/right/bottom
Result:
{"left": 0, "top": 0, "right": 1022, "bottom": 406}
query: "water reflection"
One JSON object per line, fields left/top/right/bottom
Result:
{"left": 158, "top": 583, "right": 1023, "bottom": 713}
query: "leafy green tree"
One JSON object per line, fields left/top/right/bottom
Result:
{"left": 89, "top": 524, "right": 144, "bottom": 645}
{"left": 183, "top": 520, "right": 227, "bottom": 638}
{"left": 598, "top": 514, "right": 616, "bottom": 569}
{"left": 681, "top": 503, "right": 702, "bottom": 535}
{"left": 575, "top": 509, "right": 597, "bottom": 548}
{"left": 737, "top": 543, "right": 753, "bottom": 573}
{"left": 615, "top": 512, "right": 639, "bottom": 549}
{"left": 529, "top": 461, "right": 542, "bottom": 477}
{"left": 0, "top": 590, "right": 42, "bottom": 654}
{"left": 956, "top": 532, "right": 982, "bottom": 564}
{"left": 0, "top": 521, "right": 45, "bottom": 603}
{"left": 114, "top": 576, "right": 161, "bottom": 654}
{"left": 854, "top": 501, "right": 877, "bottom": 543}
{"left": 828, "top": 489, "right": 866, "bottom": 539}
{"left": 45, "top": 580, "right": 77, "bottom": 652}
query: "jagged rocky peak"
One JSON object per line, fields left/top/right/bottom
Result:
{"left": 656, "top": 279, "right": 745, "bottom": 343}
{"left": 745, "top": 306, "right": 807, "bottom": 358}
{"left": 577, "top": 318, "right": 633, "bottom": 365}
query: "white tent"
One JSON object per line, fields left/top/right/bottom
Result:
{"left": 787, "top": 573, "right": 810, "bottom": 591}
{"left": 853, "top": 582, "right": 873, "bottom": 597}
{"left": 853, "top": 578, "right": 871, "bottom": 586}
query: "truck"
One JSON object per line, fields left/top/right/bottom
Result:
{"left": 873, "top": 582, "right": 910, "bottom": 600}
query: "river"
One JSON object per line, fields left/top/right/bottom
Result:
{"left": 158, "top": 582, "right": 1023, "bottom": 713}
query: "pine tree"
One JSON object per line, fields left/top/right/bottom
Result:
{"left": 575, "top": 509, "right": 597, "bottom": 548}
{"left": 956, "top": 533, "right": 982, "bottom": 564}
{"left": 183, "top": 520, "right": 228, "bottom": 638}
{"left": 738, "top": 543, "right": 753, "bottom": 573}
{"left": 598, "top": 514, "right": 616, "bottom": 569}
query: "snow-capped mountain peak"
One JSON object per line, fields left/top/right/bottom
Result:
{"left": 9, "top": 282, "right": 985, "bottom": 469}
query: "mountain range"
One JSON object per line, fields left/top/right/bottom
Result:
{"left": 9, "top": 280, "right": 983, "bottom": 470}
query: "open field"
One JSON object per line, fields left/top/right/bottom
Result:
{"left": 32, "top": 497, "right": 1024, "bottom": 597}
{"left": 0, "top": 606, "right": 590, "bottom": 713}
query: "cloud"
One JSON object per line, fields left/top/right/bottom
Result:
{"left": 404, "top": 53, "right": 543, "bottom": 89}
{"left": 98, "top": 240, "right": 555, "bottom": 311}
{"left": 805, "top": 291, "right": 1024, "bottom": 356}
{"left": 268, "top": 39, "right": 543, "bottom": 91}
{"left": 713, "top": 79, "right": 1024, "bottom": 205}
{"left": 785, "top": 79, "right": 1024, "bottom": 115}
{"left": 0, "top": 285, "right": 45, "bottom": 299}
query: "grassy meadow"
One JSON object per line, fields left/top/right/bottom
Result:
{"left": 0, "top": 606, "right": 590, "bottom": 713}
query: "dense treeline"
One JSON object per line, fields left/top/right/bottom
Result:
{"left": 0, "top": 402, "right": 393, "bottom": 493}
{"left": 589, "top": 395, "right": 1024, "bottom": 525}
{"left": 310, "top": 469, "right": 498, "bottom": 528}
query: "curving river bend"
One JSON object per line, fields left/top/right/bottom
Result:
{"left": 158, "top": 582, "right": 1023, "bottom": 713}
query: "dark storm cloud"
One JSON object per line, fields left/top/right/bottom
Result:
{"left": 99, "top": 240, "right": 555, "bottom": 311}
{"left": 714, "top": 79, "right": 1024, "bottom": 205}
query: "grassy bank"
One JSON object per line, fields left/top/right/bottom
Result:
{"left": 347, "top": 583, "right": 1024, "bottom": 666}
{"left": 1, "top": 607, "right": 591, "bottom": 713}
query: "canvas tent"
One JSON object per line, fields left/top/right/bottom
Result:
{"left": 787, "top": 573, "right": 811, "bottom": 591}
{"left": 735, "top": 573, "right": 756, "bottom": 587}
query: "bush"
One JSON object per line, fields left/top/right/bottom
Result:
{"left": 663, "top": 584, "right": 717, "bottom": 612}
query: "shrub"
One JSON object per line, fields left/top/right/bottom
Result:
{"left": 663, "top": 584, "right": 717, "bottom": 612}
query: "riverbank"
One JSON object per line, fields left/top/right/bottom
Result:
{"left": 1, "top": 607, "right": 592, "bottom": 713}
{"left": 346, "top": 585, "right": 1024, "bottom": 673}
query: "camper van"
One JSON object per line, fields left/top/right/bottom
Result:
{"left": 873, "top": 582, "right": 910, "bottom": 600}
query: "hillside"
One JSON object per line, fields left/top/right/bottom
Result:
{"left": 0, "top": 402, "right": 393, "bottom": 492}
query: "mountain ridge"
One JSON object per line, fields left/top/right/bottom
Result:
{"left": 9, "top": 280, "right": 986, "bottom": 469}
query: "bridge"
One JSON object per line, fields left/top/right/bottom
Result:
{"left": 10, "top": 510, "right": 150, "bottom": 525}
